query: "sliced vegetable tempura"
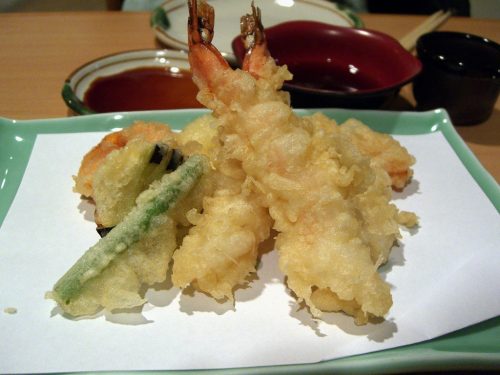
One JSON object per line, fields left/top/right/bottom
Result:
{"left": 48, "top": 155, "right": 208, "bottom": 316}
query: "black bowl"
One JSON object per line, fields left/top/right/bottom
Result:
{"left": 413, "top": 31, "right": 500, "bottom": 125}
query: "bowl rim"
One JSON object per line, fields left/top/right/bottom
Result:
{"left": 62, "top": 48, "right": 191, "bottom": 115}
{"left": 233, "top": 20, "right": 422, "bottom": 98}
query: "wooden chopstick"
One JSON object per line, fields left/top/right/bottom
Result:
{"left": 399, "top": 10, "right": 452, "bottom": 51}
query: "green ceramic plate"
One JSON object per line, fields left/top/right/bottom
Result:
{"left": 0, "top": 108, "right": 499, "bottom": 374}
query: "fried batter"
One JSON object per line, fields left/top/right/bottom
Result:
{"left": 340, "top": 118, "right": 415, "bottom": 190}
{"left": 61, "top": 0, "right": 418, "bottom": 324}
{"left": 172, "top": 189, "right": 271, "bottom": 301}
{"left": 185, "top": 0, "right": 414, "bottom": 323}
{"left": 74, "top": 121, "right": 176, "bottom": 197}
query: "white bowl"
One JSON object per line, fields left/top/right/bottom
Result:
{"left": 62, "top": 49, "right": 198, "bottom": 115}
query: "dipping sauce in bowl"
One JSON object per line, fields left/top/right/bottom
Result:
{"left": 232, "top": 21, "right": 421, "bottom": 109}
{"left": 62, "top": 49, "right": 202, "bottom": 115}
{"left": 84, "top": 67, "right": 200, "bottom": 112}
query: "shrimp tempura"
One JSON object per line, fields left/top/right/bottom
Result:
{"left": 171, "top": 110, "right": 273, "bottom": 301}
{"left": 185, "top": 0, "right": 414, "bottom": 323}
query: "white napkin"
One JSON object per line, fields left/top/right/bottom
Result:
{"left": 0, "top": 131, "right": 498, "bottom": 373}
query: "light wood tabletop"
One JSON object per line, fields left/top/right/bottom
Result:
{"left": 0, "top": 11, "right": 498, "bottom": 183}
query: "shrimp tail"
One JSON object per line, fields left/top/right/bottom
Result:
{"left": 187, "top": 0, "right": 214, "bottom": 47}
{"left": 187, "top": 0, "right": 229, "bottom": 92}
{"left": 240, "top": 2, "right": 266, "bottom": 51}
{"left": 240, "top": 2, "right": 270, "bottom": 77}
{"left": 187, "top": 0, "right": 289, "bottom": 110}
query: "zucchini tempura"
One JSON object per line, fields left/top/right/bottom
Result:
{"left": 48, "top": 155, "right": 208, "bottom": 316}
{"left": 74, "top": 121, "right": 176, "bottom": 197}
{"left": 74, "top": 121, "right": 178, "bottom": 227}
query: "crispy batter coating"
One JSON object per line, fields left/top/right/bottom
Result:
{"left": 67, "top": 109, "right": 416, "bottom": 322}
{"left": 63, "top": 0, "right": 418, "bottom": 323}
{"left": 91, "top": 138, "right": 171, "bottom": 227}
{"left": 50, "top": 214, "right": 177, "bottom": 317}
{"left": 172, "top": 189, "right": 271, "bottom": 300}
{"left": 188, "top": 37, "right": 411, "bottom": 321}
{"left": 74, "top": 121, "right": 176, "bottom": 197}
{"left": 340, "top": 118, "right": 415, "bottom": 190}
{"left": 172, "top": 114, "right": 273, "bottom": 300}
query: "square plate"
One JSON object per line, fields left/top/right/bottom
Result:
{"left": 0, "top": 108, "right": 499, "bottom": 374}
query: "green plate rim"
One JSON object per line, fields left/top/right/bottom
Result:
{"left": 0, "top": 108, "right": 499, "bottom": 374}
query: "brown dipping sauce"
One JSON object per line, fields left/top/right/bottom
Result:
{"left": 84, "top": 67, "right": 203, "bottom": 112}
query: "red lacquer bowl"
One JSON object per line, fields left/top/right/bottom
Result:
{"left": 232, "top": 21, "right": 422, "bottom": 109}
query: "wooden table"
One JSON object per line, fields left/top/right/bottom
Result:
{"left": 0, "top": 11, "right": 498, "bottom": 183}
